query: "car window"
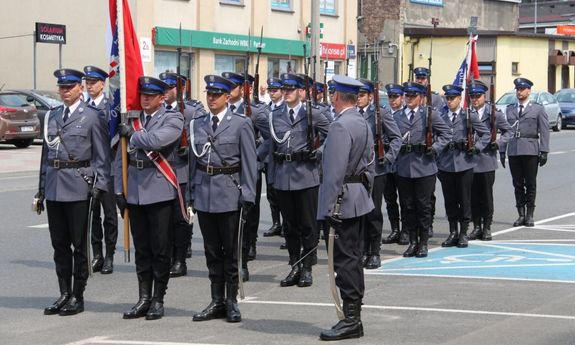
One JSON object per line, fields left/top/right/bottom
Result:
{"left": 555, "top": 91, "right": 575, "bottom": 103}
{"left": 0, "top": 94, "right": 28, "bottom": 107}
{"left": 496, "top": 93, "right": 517, "bottom": 105}
{"left": 35, "top": 92, "right": 62, "bottom": 108}
{"left": 545, "top": 93, "right": 557, "bottom": 104}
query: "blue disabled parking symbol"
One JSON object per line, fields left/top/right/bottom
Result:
{"left": 370, "top": 242, "right": 575, "bottom": 283}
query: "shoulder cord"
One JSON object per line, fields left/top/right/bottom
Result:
{"left": 268, "top": 110, "right": 291, "bottom": 145}
{"left": 189, "top": 118, "right": 212, "bottom": 158}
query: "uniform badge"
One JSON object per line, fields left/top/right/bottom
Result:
{"left": 209, "top": 75, "right": 215, "bottom": 82}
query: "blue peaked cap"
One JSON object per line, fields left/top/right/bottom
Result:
{"left": 281, "top": 73, "right": 306, "bottom": 89}
{"left": 331, "top": 75, "right": 364, "bottom": 94}
{"left": 402, "top": 82, "right": 426, "bottom": 94}
{"left": 468, "top": 80, "right": 488, "bottom": 94}
{"left": 442, "top": 84, "right": 464, "bottom": 96}
{"left": 159, "top": 72, "right": 186, "bottom": 87}
{"left": 54, "top": 69, "right": 84, "bottom": 85}
{"left": 204, "top": 75, "right": 235, "bottom": 93}
{"left": 83, "top": 66, "right": 108, "bottom": 81}
{"left": 385, "top": 83, "right": 404, "bottom": 95}
{"left": 138, "top": 76, "right": 170, "bottom": 95}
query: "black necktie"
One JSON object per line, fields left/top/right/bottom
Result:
{"left": 409, "top": 110, "right": 414, "bottom": 123}
{"left": 230, "top": 104, "right": 236, "bottom": 112}
{"left": 519, "top": 104, "right": 524, "bottom": 117}
{"left": 63, "top": 107, "right": 70, "bottom": 122}
{"left": 212, "top": 116, "right": 219, "bottom": 132}
{"left": 359, "top": 108, "right": 365, "bottom": 115}
{"left": 452, "top": 112, "right": 457, "bottom": 123}
{"left": 145, "top": 115, "right": 152, "bottom": 127}
{"left": 166, "top": 104, "right": 173, "bottom": 110}
{"left": 90, "top": 101, "right": 96, "bottom": 107}
{"left": 289, "top": 109, "right": 295, "bottom": 124}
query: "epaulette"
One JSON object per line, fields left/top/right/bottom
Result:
{"left": 272, "top": 104, "right": 285, "bottom": 112}
{"left": 192, "top": 111, "right": 208, "bottom": 120}
{"left": 186, "top": 99, "right": 202, "bottom": 107}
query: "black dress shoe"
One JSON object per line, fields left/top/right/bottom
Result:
{"left": 241, "top": 268, "right": 249, "bottom": 282}
{"left": 365, "top": 255, "right": 381, "bottom": 269}
{"left": 297, "top": 268, "right": 312, "bottom": 287}
{"left": 91, "top": 255, "right": 103, "bottom": 273}
{"left": 192, "top": 301, "right": 226, "bottom": 321}
{"left": 226, "top": 299, "right": 241, "bottom": 322}
{"left": 44, "top": 294, "right": 70, "bottom": 315}
{"left": 320, "top": 319, "right": 364, "bottom": 341}
{"left": 263, "top": 223, "right": 282, "bottom": 237}
{"left": 58, "top": 297, "right": 84, "bottom": 316}
{"left": 382, "top": 230, "right": 400, "bottom": 244}
{"left": 101, "top": 255, "right": 114, "bottom": 274}
{"left": 428, "top": 227, "right": 434, "bottom": 238}
{"left": 247, "top": 243, "right": 256, "bottom": 261}
{"left": 415, "top": 245, "right": 428, "bottom": 258}
{"left": 123, "top": 298, "right": 151, "bottom": 319}
{"left": 280, "top": 265, "right": 301, "bottom": 287}
{"left": 279, "top": 241, "right": 287, "bottom": 250}
{"left": 442, "top": 233, "right": 459, "bottom": 247}
{"left": 145, "top": 300, "right": 164, "bottom": 320}
{"left": 360, "top": 254, "right": 368, "bottom": 268}
{"left": 397, "top": 231, "right": 409, "bottom": 245}
{"left": 169, "top": 261, "right": 187, "bottom": 277}
{"left": 186, "top": 243, "right": 192, "bottom": 258}
{"left": 402, "top": 244, "right": 418, "bottom": 257}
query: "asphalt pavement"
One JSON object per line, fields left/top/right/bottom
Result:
{"left": 1, "top": 132, "right": 575, "bottom": 345}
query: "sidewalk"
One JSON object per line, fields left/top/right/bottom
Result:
{"left": 0, "top": 143, "right": 42, "bottom": 174}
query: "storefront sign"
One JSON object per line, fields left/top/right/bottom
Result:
{"left": 35, "top": 22, "right": 66, "bottom": 44}
{"left": 557, "top": 25, "right": 575, "bottom": 36}
{"left": 140, "top": 37, "right": 152, "bottom": 62}
{"left": 154, "top": 27, "right": 306, "bottom": 56}
{"left": 320, "top": 42, "right": 346, "bottom": 60}
{"left": 347, "top": 45, "right": 356, "bottom": 59}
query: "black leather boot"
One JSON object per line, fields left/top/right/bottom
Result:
{"left": 442, "top": 222, "right": 459, "bottom": 247}
{"left": 427, "top": 225, "right": 434, "bottom": 238}
{"left": 525, "top": 206, "right": 535, "bottom": 227}
{"left": 44, "top": 277, "right": 71, "bottom": 315}
{"left": 457, "top": 222, "right": 469, "bottom": 248}
{"left": 398, "top": 229, "right": 409, "bottom": 245}
{"left": 59, "top": 279, "right": 85, "bottom": 316}
{"left": 382, "top": 220, "right": 400, "bottom": 244}
{"left": 403, "top": 230, "right": 418, "bottom": 257}
{"left": 280, "top": 263, "right": 301, "bottom": 287}
{"left": 146, "top": 282, "right": 166, "bottom": 320}
{"left": 91, "top": 244, "right": 103, "bottom": 273}
{"left": 298, "top": 255, "right": 313, "bottom": 287}
{"left": 241, "top": 250, "right": 249, "bottom": 282}
{"left": 365, "top": 241, "right": 381, "bottom": 269}
{"left": 193, "top": 283, "right": 226, "bottom": 321}
{"left": 169, "top": 260, "right": 187, "bottom": 278}
{"left": 186, "top": 225, "right": 193, "bottom": 258}
{"left": 320, "top": 300, "right": 363, "bottom": 341}
{"left": 263, "top": 222, "right": 282, "bottom": 237}
{"left": 247, "top": 241, "right": 256, "bottom": 261}
{"left": 513, "top": 206, "right": 526, "bottom": 227}
{"left": 101, "top": 252, "right": 114, "bottom": 274}
{"left": 482, "top": 217, "right": 492, "bottom": 241}
{"left": 123, "top": 277, "right": 152, "bottom": 319}
{"left": 416, "top": 230, "right": 428, "bottom": 258}
{"left": 226, "top": 283, "right": 241, "bottom": 323}
{"left": 468, "top": 217, "right": 482, "bottom": 241}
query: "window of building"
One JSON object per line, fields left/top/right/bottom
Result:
{"left": 220, "top": 0, "right": 244, "bottom": 6}
{"left": 215, "top": 55, "right": 246, "bottom": 76}
{"left": 267, "top": 58, "right": 297, "bottom": 78}
{"left": 154, "top": 51, "right": 193, "bottom": 80}
{"left": 320, "top": 0, "right": 337, "bottom": 15}
{"left": 512, "top": 62, "right": 520, "bottom": 75}
{"left": 271, "top": 0, "right": 292, "bottom": 11}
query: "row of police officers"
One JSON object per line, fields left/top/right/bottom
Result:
{"left": 36, "top": 64, "right": 549, "bottom": 341}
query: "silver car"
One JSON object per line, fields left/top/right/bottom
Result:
{"left": 496, "top": 91, "right": 562, "bottom": 132}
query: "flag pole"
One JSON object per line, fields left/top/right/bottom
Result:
{"left": 117, "top": 0, "right": 131, "bottom": 263}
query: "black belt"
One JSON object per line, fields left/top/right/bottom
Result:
{"left": 344, "top": 174, "right": 367, "bottom": 184}
{"left": 515, "top": 132, "right": 539, "bottom": 139}
{"left": 445, "top": 141, "right": 467, "bottom": 151}
{"left": 129, "top": 159, "right": 156, "bottom": 169}
{"left": 400, "top": 144, "right": 427, "bottom": 154}
{"left": 48, "top": 159, "right": 90, "bottom": 169}
{"left": 273, "top": 151, "right": 316, "bottom": 163}
{"left": 197, "top": 163, "right": 240, "bottom": 175}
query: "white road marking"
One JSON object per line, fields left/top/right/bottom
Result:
{"left": 378, "top": 263, "right": 575, "bottom": 271}
{"left": 0, "top": 174, "right": 37, "bottom": 180}
{"left": 492, "top": 211, "right": 575, "bottom": 237}
{"left": 28, "top": 223, "right": 48, "bottom": 228}
{"left": 65, "top": 336, "right": 227, "bottom": 345}
{"left": 241, "top": 299, "right": 575, "bottom": 320}
{"left": 367, "top": 272, "right": 575, "bottom": 285}
{"left": 488, "top": 239, "right": 575, "bottom": 243}
{"left": 549, "top": 151, "right": 566, "bottom": 155}
{"left": 473, "top": 242, "right": 575, "bottom": 260}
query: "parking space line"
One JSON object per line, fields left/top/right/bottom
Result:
{"left": 65, "top": 336, "right": 226, "bottom": 345}
{"left": 380, "top": 263, "right": 575, "bottom": 271}
{"left": 549, "top": 151, "right": 566, "bottom": 155}
{"left": 489, "top": 239, "right": 575, "bottom": 243}
{"left": 241, "top": 299, "right": 575, "bottom": 321}
{"left": 474, "top": 242, "right": 575, "bottom": 260}
{"left": 492, "top": 211, "right": 575, "bottom": 237}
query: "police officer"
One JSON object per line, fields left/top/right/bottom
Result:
{"left": 437, "top": 84, "right": 490, "bottom": 248}
{"left": 116, "top": 76, "right": 184, "bottom": 320}
{"left": 269, "top": 73, "right": 330, "bottom": 288}
{"left": 190, "top": 75, "right": 257, "bottom": 323}
{"left": 38, "top": 68, "right": 110, "bottom": 316}
{"left": 263, "top": 77, "right": 285, "bottom": 238}
{"left": 159, "top": 72, "right": 206, "bottom": 278}
{"left": 313, "top": 82, "right": 333, "bottom": 121}
{"left": 381, "top": 83, "right": 409, "bottom": 246}
{"left": 500, "top": 78, "right": 550, "bottom": 227}
{"left": 468, "top": 80, "right": 513, "bottom": 241}
{"left": 221, "top": 71, "right": 270, "bottom": 280}
{"left": 318, "top": 75, "right": 374, "bottom": 341}
{"left": 83, "top": 65, "right": 118, "bottom": 275}
{"left": 394, "top": 82, "right": 451, "bottom": 258}
{"left": 357, "top": 79, "right": 401, "bottom": 269}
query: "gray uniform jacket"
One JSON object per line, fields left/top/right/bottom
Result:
{"left": 172, "top": 100, "right": 206, "bottom": 184}
{"left": 114, "top": 108, "right": 184, "bottom": 205}
{"left": 501, "top": 102, "right": 550, "bottom": 156}
{"left": 88, "top": 96, "right": 115, "bottom": 177}
{"left": 473, "top": 106, "right": 513, "bottom": 173}
{"left": 431, "top": 92, "right": 446, "bottom": 112}
{"left": 268, "top": 103, "right": 331, "bottom": 191}
{"left": 40, "top": 103, "right": 111, "bottom": 202}
{"left": 393, "top": 107, "right": 452, "bottom": 178}
{"left": 189, "top": 110, "right": 257, "bottom": 213}
{"left": 362, "top": 104, "right": 402, "bottom": 176}
{"left": 236, "top": 100, "right": 271, "bottom": 171}
{"left": 437, "top": 108, "right": 491, "bottom": 173}
{"left": 317, "top": 108, "right": 375, "bottom": 220}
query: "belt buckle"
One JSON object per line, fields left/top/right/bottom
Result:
{"left": 206, "top": 165, "right": 214, "bottom": 175}
{"left": 53, "top": 159, "right": 60, "bottom": 169}
{"left": 449, "top": 142, "right": 455, "bottom": 150}
{"left": 406, "top": 145, "right": 412, "bottom": 153}
{"left": 515, "top": 131, "right": 521, "bottom": 138}
{"left": 285, "top": 154, "right": 292, "bottom": 162}
{"left": 136, "top": 160, "right": 144, "bottom": 170}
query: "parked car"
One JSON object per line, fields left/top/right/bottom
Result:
{"left": 554, "top": 88, "right": 575, "bottom": 129}
{"left": 378, "top": 90, "right": 389, "bottom": 108}
{"left": 8, "top": 89, "right": 62, "bottom": 138}
{"left": 496, "top": 90, "right": 562, "bottom": 132}
{"left": 0, "top": 91, "right": 40, "bottom": 148}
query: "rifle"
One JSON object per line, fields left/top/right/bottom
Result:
{"left": 425, "top": 18, "right": 439, "bottom": 151}
{"left": 312, "top": 55, "right": 318, "bottom": 105}
{"left": 243, "top": 29, "right": 252, "bottom": 117}
{"left": 303, "top": 44, "right": 316, "bottom": 152}
{"left": 373, "top": 42, "right": 385, "bottom": 163}
{"left": 489, "top": 62, "right": 497, "bottom": 144}
{"left": 465, "top": 83, "right": 474, "bottom": 151}
{"left": 176, "top": 25, "right": 188, "bottom": 150}
{"left": 323, "top": 59, "right": 328, "bottom": 104}
{"left": 185, "top": 32, "right": 193, "bottom": 101}
{"left": 252, "top": 27, "right": 263, "bottom": 103}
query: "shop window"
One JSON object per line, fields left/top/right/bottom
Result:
{"left": 220, "top": 0, "right": 244, "bottom": 6}
{"left": 320, "top": 0, "right": 337, "bottom": 15}
{"left": 268, "top": 58, "right": 297, "bottom": 78}
{"left": 154, "top": 51, "right": 192, "bottom": 79}
{"left": 512, "top": 62, "right": 520, "bottom": 75}
{"left": 215, "top": 55, "right": 246, "bottom": 75}
{"left": 271, "top": 0, "right": 292, "bottom": 11}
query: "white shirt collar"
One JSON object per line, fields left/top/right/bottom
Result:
{"left": 143, "top": 109, "right": 160, "bottom": 118}
{"left": 357, "top": 105, "right": 369, "bottom": 113}
{"left": 210, "top": 107, "right": 227, "bottom": 124}
{"left": 404, "top": 106, "right": 419, "bottom": 118}
{"left": 88, "top": 93, "right": 105, "bottom": 107}
{"left": 476, "top": 105, "right": 486, "bottom": 120}
{"left": 518, "top": 100, "right": 529, "bottom": 109}
{"left": 273, "top": 99, "right": 284, "bottom": 109}
{"left": 168, "top": 101, "right": 178, "bottom": 109}
{"left": 287, "top": 102, "right": 302, "bottom": 119}
{"left": 230, "top": 99, "right": 243, "bottom": 111}
{"left": 65, "top": 99, "right": 82, "bottom": 115}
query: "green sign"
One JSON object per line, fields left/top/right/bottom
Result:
{"left": 154, "top": 27, "right": 306, "bottom": 56}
